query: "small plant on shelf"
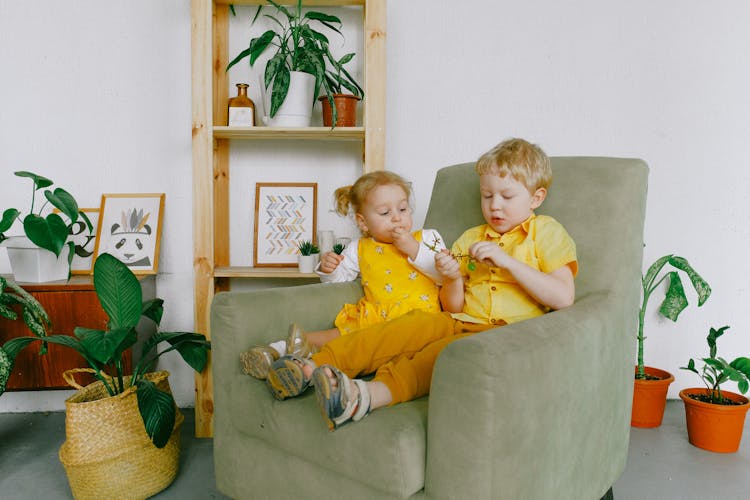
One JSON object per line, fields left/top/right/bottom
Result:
{"left": 681, "top": 325, "right": 750, "bottom": 405}
{"left": 636, "top": 254, "right": 711, "bottom": 380}
{"left": 297, "top": 240, "right": 320, "bottom": 256}
{"left": 332, "top": 242, "right": 345, "bottom": 255}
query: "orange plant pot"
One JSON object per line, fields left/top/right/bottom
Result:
{"left": 631, "top": 366, "right": 674, "bottom": 428}
{"left": 679, "top": 388, "right": 750, "bottom": 453}
{"left": 319, "top": 94, "right": 361, "bottom": 127}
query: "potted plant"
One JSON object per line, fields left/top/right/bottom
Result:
{"left": 631, "top": 254, "right": 711, "bottom": 428}
{"left": 0, "top": 253, "right": 211, "bottom": 498}
{"left": 0, "top": 171, "right": 89, "bottom": 282}
{"left": 679, "top": 325, "right": 750, "bottom": 453}
{"left": 297, "top": 239, "right": 319, "bottom": 273}
{"left": 0, "top": 275, "right": 52, "bottom": 394}
{"left": 226, "top": 0, "right": 363, "bottom": 128}
{"left": 318, "top": 48, "right": 364, "bottom": 127}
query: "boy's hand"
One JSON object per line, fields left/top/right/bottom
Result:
{"left": 435, "top": 249, "right": 462, "bottom": 281}
{"left": 469, "top": 241, "right": 512, "bottom": 268}
{"left": 319, "top": 251, "right": 344, "bottom": 274}
{"left": 392, "top": 228, "right": 419, "bottom": 260}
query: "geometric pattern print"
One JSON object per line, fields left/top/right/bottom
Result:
{"left": 263, "top": 194, "right": 308, "bottom": 255}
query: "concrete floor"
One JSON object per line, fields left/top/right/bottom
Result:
{"left": 0, "top": 401, "right": 748, "bottom": 499}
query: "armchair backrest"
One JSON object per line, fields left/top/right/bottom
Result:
{"left": 423, "top": 157, "right": 649, "bottom": 299}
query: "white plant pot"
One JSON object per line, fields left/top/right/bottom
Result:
{"left": 297, "top": 254, "right": 318, "bottom": 274}
{"left": 2, "top": 236, "right": 70, "bottom": 282}
{"left": 262, "top": 71, "right": 316, "bottom": 127}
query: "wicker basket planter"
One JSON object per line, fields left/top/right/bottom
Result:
{"left": 58, "top": 370, "right": 183, "bottom": 500}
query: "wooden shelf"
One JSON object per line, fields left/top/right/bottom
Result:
{"left": 214, "top": 266, "right": 320, "bottom": 279}
{"left": 215, "top": 0, "right": 365, "bottom": 6}
{"left": 213, "top": 126, "right": 364, "bottom": 141}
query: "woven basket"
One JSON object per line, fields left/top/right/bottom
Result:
{"left": 58, "top": 369, "right": 183, "bottom": 500}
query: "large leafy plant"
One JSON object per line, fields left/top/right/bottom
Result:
{"left": 0, "top": 171, "right": 89, "bottom": 273}
{"left": 0, "top": 253, "right": 211, "bottom": 448}
{"left": 681, "top": 325, "right": 750, "bottom": 404}
{"left": 636, "top": 254, "right": 711, "bottom": 379}
{"left": 226, "top": 0, "right": 363, "bottom": 124}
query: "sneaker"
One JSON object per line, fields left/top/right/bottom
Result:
{"left": 286, "top": 322, "right": 318, "bottom": 358}
{"left": 240, "top": 345, "right": 280, "bottom": 380}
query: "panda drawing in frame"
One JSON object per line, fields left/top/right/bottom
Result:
{"left": 94, "top": 193, "right": 165, "bottom": 274}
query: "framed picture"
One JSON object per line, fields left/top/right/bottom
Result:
{"left": 93, "top": 193, "right": 165, "bottom": 274}
{"left": 55, "top": 208, "right": 100, "bottom": 274}
{"left": 253, "top": 183, "right": 317, "bottom": 267}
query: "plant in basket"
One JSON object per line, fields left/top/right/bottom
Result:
{"left": 679, "top": 325, "right": 750, "bottom": 452}
{"left": 0, "top": 252, "right": 211, "bottom": 448}
{"left": 631, "top": 254, "right": 711, "bottom": 428}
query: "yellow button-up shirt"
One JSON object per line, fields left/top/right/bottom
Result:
{"left": 450, "top": 214, "right": 578, "bottom": 325}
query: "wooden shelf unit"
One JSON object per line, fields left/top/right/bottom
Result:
{"left": 191, "top": 0, "right": 386, "bottom": 436}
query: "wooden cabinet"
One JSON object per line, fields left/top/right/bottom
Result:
{"left": 191, "top": 0, "right": 386, "bottom": 435}
{"left": 0, "top": 276, "right": 153, "bottom": 391}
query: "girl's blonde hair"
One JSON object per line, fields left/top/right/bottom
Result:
{"left": 334, "top": 171, "right": 412, "bottom": 217}
{"left": 476, "top": 138, "right": 552, "bottom": 192}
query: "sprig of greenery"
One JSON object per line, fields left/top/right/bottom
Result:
{"left": 297, "top": 240, "right": 320, "bottom": 256}
{"left": 332, "top": 242, "right": 345, "bottom": 255}
{"left": 680, "top": 325, "right": 750, "bottom": 404}
{"left": 422, "top": 235, "right": 477, "bottom": 271}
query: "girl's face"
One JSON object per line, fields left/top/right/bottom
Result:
{"left": 355, "top": 184, "right": 413, "bottom": 243}
{"left": 479, "top": 173, "right": 546, "bottom": 234}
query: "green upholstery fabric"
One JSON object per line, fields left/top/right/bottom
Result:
{"left": 211, "top": 157, "right": 649, "bottom": 500}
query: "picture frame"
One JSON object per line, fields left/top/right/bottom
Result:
{"left": 55, "top": 208, "right": 100, "bottom": 275}
{"left": 253, "top": 183, "right": 317, "bottom": 267}
{"left": 93, "top": 193, "right": 165, "bottom": 275}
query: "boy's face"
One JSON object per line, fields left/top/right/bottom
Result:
{"left": 356, "top": 184, "right": 413, "bottom": 243}
{"left": 479, "top": 173, "right": 546, "bottom": 234}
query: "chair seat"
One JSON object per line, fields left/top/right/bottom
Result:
{"left": 228, "top": 374, "right": 428, "bottom": 497}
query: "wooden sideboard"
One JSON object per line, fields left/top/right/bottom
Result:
{"left": 0, "top": 275, "right": 155, "bottom": 390}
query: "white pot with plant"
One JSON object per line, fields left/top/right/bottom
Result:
{"left": 226, "top": 0, "right": 362, "bottom": 128}
{"left": 631, "top": 254, "right": 711, "bottom": 427}
{"left": 297, "top": 240, "right": 319, "bottom": 273}
{"left": 0, "top": 171, "right": 88, "bottom": 282}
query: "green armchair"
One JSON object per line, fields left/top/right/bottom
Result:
{"left": 211, "top": 157, "right": 648, "bottom": 499}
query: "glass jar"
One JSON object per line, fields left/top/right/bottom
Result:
{"left": 227, "top": 83, "right": 255, "bottom": 126}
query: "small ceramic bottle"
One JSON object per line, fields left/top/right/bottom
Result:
{"left": 227, "top": 83, "right": 255, "bottom": 126}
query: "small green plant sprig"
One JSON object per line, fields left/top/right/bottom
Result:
{"left": 423, "top": 236, "right": 478, "bottom": 270}
{"left": 636, "top": 255, "right": 711, "bottom": 380}
{"left": 681, "top": 325, "right": 750, "bottom": 405}
{"left": 297, "top": 240, "right": 320, "bottom": 256}
{"left": 332, "top": 242, "right": 345, "bottom": 255}
{"left": 0, "top": 171, "right": 90, "bottom": 273}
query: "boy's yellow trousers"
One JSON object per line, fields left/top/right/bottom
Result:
{"left": 311, "top": 310, "right": 495, "bottom": 404}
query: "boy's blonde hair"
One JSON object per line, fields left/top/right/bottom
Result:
{"left": 334, "top": 170, "right": 412, "bottom": 218}
{"left": 476, "top": 138, "right": 552, "bottom": 192}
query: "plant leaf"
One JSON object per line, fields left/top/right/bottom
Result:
{"left": 0, "top": 208, "right": 20, "bottom": 233}
{"left": 141, "top": 298, "right": 164, "bottom": 326}
{"left": 135, "top": 379, "right": 176, "bottom": 448}
{"left": 140, "top": 332, "right": 210, "bottom": 373}
{"left": 658, "top": 271, "right": 688, "bottom": 321}
{"left": 14, "top": 171, "right": 53, "bottom": 190}
{"left": 45, "top": 188, "right": 79, "bottom": 224}
{"left": 74, "top": 327, "right": 133, "bottom": 365}
{"left": 642, "top": 254, "right": 672, "bottom": 290}
{"left": 93, "top": 253, "right": 142, "bottom": 329}
{"left": 269, "top": 66, "right": 290, "bottom": 117}
{"left": 667, "top": 255, "right": 712, "bottom": 306}
{"left": 22, "top": 213, "right": 69, "bottom": 256}
{"left": 730, "top": 357, "right": 750, "bottom": 380}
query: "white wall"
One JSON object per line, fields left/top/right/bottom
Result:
{"left": 1, "top": 0, "right": 749, "bottom": 412}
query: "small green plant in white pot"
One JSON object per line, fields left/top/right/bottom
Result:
{"left": 297, "top": 240, "right": 319, "bottom": 273}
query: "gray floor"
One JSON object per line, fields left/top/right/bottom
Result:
{"left": 0, "top": 401, "right": 748, "bottom": 499}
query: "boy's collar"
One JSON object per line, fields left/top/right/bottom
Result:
{"left": 483, "top": 212, "right": 537, "bottom": 238}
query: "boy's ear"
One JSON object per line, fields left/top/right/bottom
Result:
{"left": 531, "top": 187, "right": 547, "bottom": 209}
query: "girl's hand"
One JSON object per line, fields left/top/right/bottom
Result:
{"left": 392, "top": 227, "right": 419, "bottom": 260}
{"left": 435, "top": 249, "right": 462, "bottom": 281}
{"left": 469, "top": 241, "right": 512, "bottom": 268}
{"left": 319, "top": 251, "right": 345, "bottom": 274}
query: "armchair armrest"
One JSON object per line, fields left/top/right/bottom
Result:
{"left": 425, "top": 292, "right": 634, "bottom": 500}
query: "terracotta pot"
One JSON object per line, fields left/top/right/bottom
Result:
{"left": 318, "top": 94, "right": 361, "bottom": 127}
{"left": 631, "top": 366, "right": 674, "bottom": 428}
{"left": 679, "top": 388, "right": 750, "bottom": 453}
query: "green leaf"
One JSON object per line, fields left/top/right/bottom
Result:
{"left": 1, "top": 336, "right": 39, "bottom": 360}
{"left": 140, "top": 332, "right": 210, "bottom": 373}
{"left": 667, "top": 256, "right": 711, "bottom": 306}
{"left": 642, "top": 254, "right": 672, "bottom": 290}
{"left": 338, "top": 52, "right": 355, "bottom": 66}
{"left": 0, "top": 208, "right": 20, "bottom": 233}
{"left": 658, "top": 271, "right": 688, "bottom": 321}
{"left": 93, "top": 253, "right": 142, "bottom": 329}
{"left": 14, "top": 171, "right": 53, "bottom": 190}
{"left": 45, "top": 188, "right": 79, "bottom": 224}
{"left": 22, "top": 213, "right": 69, "bottom": 256}
{"left": 1, "top": 346, "right": 12, "bottom": 395}
{"left": 730, "top": 357, "right": 750, "bottom": 380}
{"left": 248, "top": 30, "right": 277, "bottom": 66}
{"left": 269, "top": 66, "right": 291, "bottom": 117}
{"left": 135, "top": 379, "right": 177, "bottom": 448}
{"left": 141, "top": 298, "right": 164, "bottom": 326}
{"left": 264, "top": 52, "right": 287, "bottom": 90}
{"left": 304, "top": 11, "right": 341, "bottom": 25}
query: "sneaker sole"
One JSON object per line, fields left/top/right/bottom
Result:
{"left": 240, "top": 350, "right": 272, "bottom": 380}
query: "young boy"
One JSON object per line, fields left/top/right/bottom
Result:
{"left": 265, "top": 138, "right": 578, "bottom": 430}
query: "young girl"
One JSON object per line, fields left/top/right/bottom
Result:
{"left": 241, "top": 171, "right": 446, "bottom": 379}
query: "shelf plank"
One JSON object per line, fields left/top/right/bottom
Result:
{"left": 215, "top": 0, "right": 365, "bottom": 6}
{"left": 214, "top": 266, "right": 321, "bottom": 279}
{"left": 213, "top": 126, "right": 364, "bottom": 141}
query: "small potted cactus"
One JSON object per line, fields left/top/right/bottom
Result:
{"left": 296, "top": 240, "right": 320, "bottom": 273}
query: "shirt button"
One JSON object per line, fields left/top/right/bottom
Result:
{"left": 499, "top": 242, "right": 504, "bottom": 247}
{"left": 490, "top": 269, "right": 496, "bottom": 273}
{"left": 491, "top": 286, "right": 497, "bottom": 291}
{"left": 490, "top": 318, "right": 498, "bottom": 324}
